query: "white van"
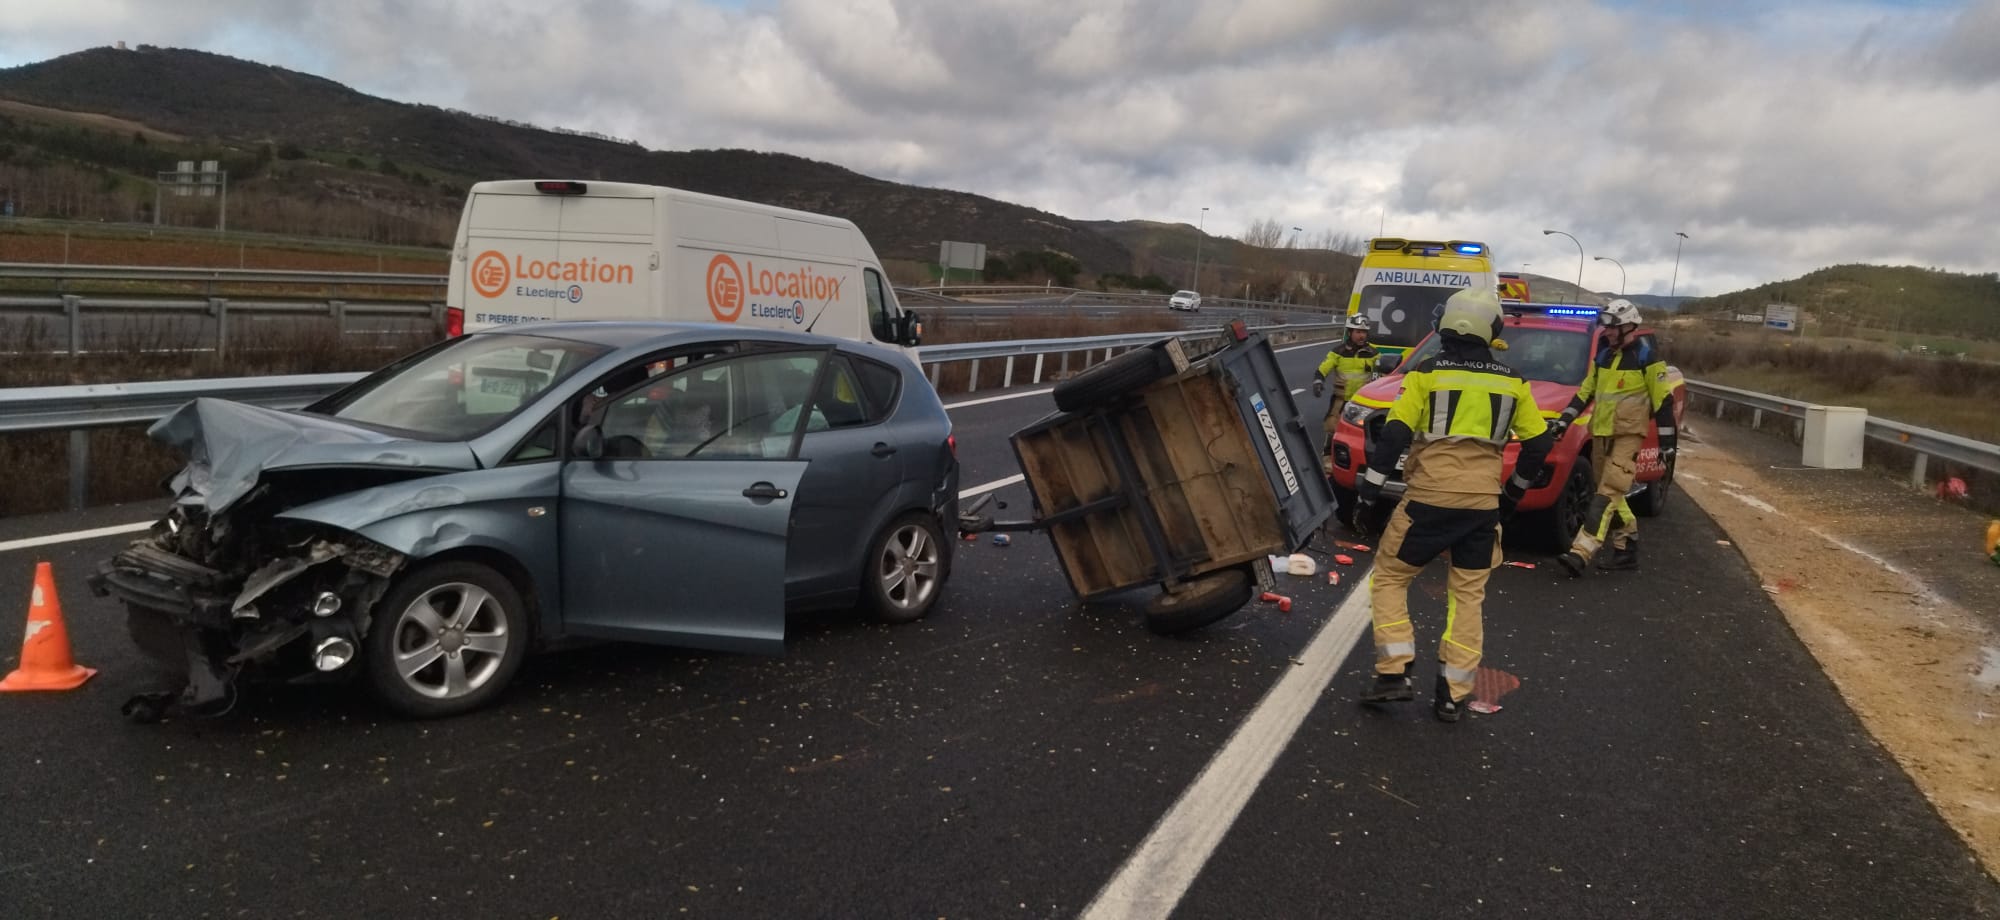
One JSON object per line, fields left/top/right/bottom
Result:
{"left": 444, "top": 180, "right": 924, "bottom": 358}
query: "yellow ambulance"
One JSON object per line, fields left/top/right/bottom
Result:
{"left": 1345, "top": 238, "right": 1499, "bottom": 360}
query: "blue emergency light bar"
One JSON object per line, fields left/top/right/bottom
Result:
{"left": 1453, "top": 243, "right": 1485, "bottom": 255}
{"left": 1503, "top": 302, "right": 1601, "bottom": 318}
{"left": 1544, "top": 306, "right": 1599, "bottom": 317}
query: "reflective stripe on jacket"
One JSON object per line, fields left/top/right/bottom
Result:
{"left": 1574, "top": 333, "right": 1674, "bottom": 438}
{"left": 1316, "top": 342, "right": 1380, "bottom": 399}
{"left": 1385, "top": 355, "right": 1550, "bottom": 506}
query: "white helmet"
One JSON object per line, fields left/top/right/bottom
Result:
{"left": 1438, "top": 287, "right": 1505, "bottom": 344}
{"left": 1601, "top": 298, "right": 1642, "bottom": 327}
{"left": 1345, "top": 313, "right": 1371, "bottom": 331}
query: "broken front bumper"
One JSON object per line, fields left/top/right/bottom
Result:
{"left": 87, "top": 542, "right": 238, "bottom": 629}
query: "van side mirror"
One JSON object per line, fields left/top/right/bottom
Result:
{"left": 1376, "top": 354, "right": 1401, "bottom": 375}
{"left": 900, "top": 312, "right": 923, "bottom": 346}
{"left": 571, "top": 425, "right": 604, "bottom": 460}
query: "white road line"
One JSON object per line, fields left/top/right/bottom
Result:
{"left": 1080, "top": 563, "right": 1377, "bottom": 920}
{"left": 943, "top": 388, "right": 1054, "bottom": 410}
{"left": 960, "top": 474, "right": 1026, "bottom": 498}
{"left": 0, "top": 521, "right": 152, "bottom": 554}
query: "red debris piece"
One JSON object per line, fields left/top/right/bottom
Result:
{"left": 1333, "top": 554, "right": 1356, "bottom": 566}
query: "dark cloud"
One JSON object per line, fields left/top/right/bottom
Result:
{"left": 3, "top": 0, "right": 1995, "bottom": 293}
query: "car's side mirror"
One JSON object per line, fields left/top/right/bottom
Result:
{"left": 1376, "top": 354, "right": 1401, "bottom": 375}
{"left": 571, "top": 425, "right": 604, "bottom": 460}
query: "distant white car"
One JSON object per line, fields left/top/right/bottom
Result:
{"left": 1169, "top": 290, "right": 1202, "bottom": 312}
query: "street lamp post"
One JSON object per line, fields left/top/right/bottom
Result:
{"left": 1668, "top": 231, "right": 1690, "bottom": 298}
{"left": 1593, "top": 256, "right": 1626, "bottom": 295}
{"left": 1191, "top": 207, "right": 1210, "bottom": 293}
{"left": 1543, "top": 229, "right": 1584, "bottom": 303}
{"left": 1286, "top": 226, "right": 1303, "bottom": 303}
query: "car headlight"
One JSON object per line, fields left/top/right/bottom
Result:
{"left": 1339, "top": 402, "right": 1373, "bottom": 426}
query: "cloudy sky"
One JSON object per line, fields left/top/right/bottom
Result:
{"left": 6, "top": 0, "right": 1998, "bottom": 296}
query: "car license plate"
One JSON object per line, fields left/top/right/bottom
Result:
{"left": 478, "top": 377, "right": 524, "bottom": 396}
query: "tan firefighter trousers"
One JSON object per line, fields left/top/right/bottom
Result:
{"left": 1369, "top": 500, "right": 1503, "bottom": 702}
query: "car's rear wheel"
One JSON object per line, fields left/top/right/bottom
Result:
{"left": 863, "top": 512, "right": 946, "bottom": 624}
{"left": 363, "top": 561, "right": 529, "bottom": 719}
{"left": 1144, "top": 566, "right": 1254, "bottom": 635}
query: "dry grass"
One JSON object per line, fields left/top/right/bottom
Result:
{"left": 1667, "top": 330, "right": 2000, "bottom": 444}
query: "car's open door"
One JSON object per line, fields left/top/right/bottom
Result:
{"left": 558, "top": 459, "right": 806, "bottom": 654}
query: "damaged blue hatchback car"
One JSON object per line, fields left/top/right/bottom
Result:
{"left": 91, "top": 322, "right": 959, "bottom": 720}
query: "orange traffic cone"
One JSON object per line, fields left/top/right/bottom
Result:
{"left": 0, "top": 562, "right": 96, "bottom": 692}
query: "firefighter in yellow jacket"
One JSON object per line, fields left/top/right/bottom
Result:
{"left": 1312, "top": 314, "right": 1381, "bottom": 434}
{"left": 1354, "top": 288, "right": 1557, "bottom": 722}
{"left": 1552, "top": 299, "right": 1679, "bottom": 576}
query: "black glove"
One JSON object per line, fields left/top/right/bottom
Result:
{"left": 1312, "top": 378, "right": 1325, "bottom": 398}
{"left": 1499, "top": 472, "right": 1530, "bottom": 523}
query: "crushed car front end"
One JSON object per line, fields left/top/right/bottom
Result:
{"left": 87, "top": 397, "right": 477, "bottom": 720}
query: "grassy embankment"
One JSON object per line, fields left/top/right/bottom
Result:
{"left": 1664, "top": 328, "right": 2000, "bottom": 445}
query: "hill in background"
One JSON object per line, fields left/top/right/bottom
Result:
{"left": 0, "top": 44, "right": 1346, "bottom": 303}
{"left": 1683, "top": 264, "right": 2000, "bottom": 342}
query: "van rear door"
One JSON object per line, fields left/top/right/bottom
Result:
{"left": 460, "top": 188, "right": 654, "bottom": 332}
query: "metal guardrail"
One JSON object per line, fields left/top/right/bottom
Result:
{"left": 1684, "top": 379, "right": 2000, "bottom": 486}
{"left": 0, "top": 262, "right": 448, "bottom": 287}
{"left": 0, "top": 321, "right": 1344, "bottom": 510}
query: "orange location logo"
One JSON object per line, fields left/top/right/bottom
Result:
{"left": 471, "top": 250, "right": 510, "bottom": 299}
{"left": 707, "top": 253, "right": 744, "bottom": 322}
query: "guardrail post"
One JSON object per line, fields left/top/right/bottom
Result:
{"left": 927, "top": 362, "right": 940, "bottom": 386}
{"left": 1060, "top": 351, "right": 1070, "bottom": 378}
{"left": 1910, "top": 453, "right": 1928, "bottom": 489}
{"left": 1003, "top": 355, "right": 1015, "bottom": 388}
{"left": 67, "top": 430, "right": 89, "bottom": 511}
{"left": 62, "top": 294, "right": 81, "bottom": 357}
{"left": 329, "top": 299, "right": 348, "bottom": 336}
{"left": 967, "top": 360, "right": 980, "bottom": 393}
{"left": 210, "top": 297, "right": 229, "bottom": 361}
{"left": 1751, "top": 408, "right": 1763, "bottom": 429}
{"left": 1032, "top": 354, "right": 1044, "bottom": 384}
{"left": 1713, "top": 400, "right": 1724, "bottom": 419}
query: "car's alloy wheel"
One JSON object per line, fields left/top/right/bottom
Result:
{"left": 865, "top": 513, "right": 945, "bottom": 623}
{"left": 392, "top": 582, "right": 509, "bottom": 700}
{"left": 363, "top": 560, "right": 529, "bottom": 718}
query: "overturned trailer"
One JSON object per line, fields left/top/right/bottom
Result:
{"left": 960, "top": 322, "right": 1335, "bottom": 632}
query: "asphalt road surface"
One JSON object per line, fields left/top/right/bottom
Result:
{"left": 1, "top": 341, "right": 1994, "bottom": 919}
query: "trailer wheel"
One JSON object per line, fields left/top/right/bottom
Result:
{"left": 1052, "top": 344, "right": 1178, "bottom": 413}
{"left": 1143, "top": 567, "right": 1254, "bottom": 635}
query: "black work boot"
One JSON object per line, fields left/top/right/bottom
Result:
{"left": 1361, "top": 668, "right": 1415, "bottom": 704}
{"left": 1598, "top": 539, "right": 1639, "bottom": 571}
{"left": 1556, "top": 550, "right": 1588, "bottom": 578}
{"left": 1433, "top": 674, "right": 1463, "bottom": 723}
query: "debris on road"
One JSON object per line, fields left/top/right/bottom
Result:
{"left": 1258, "top": 592, "right": 1293, "bottom": 613}
{"left": 1334, "top": 540, "right": 1373, "bottom": 553}
{"left": 1333, "top": 554, "right": 1356, "bottom": 566}
{"left": 991, "top": 534, "right": 1011, "bottom": 547}
{"left": 1503, "top": 561, "right": 1536, "bottom": 570}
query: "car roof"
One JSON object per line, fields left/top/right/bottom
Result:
{"left": 472, "top": 320, "right": 914, "bottom": 366}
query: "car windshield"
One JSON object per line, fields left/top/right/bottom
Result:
{"left": 316, "top": 333, "right": 612, "bottom": 440}
{"left": 1397, "top": 326, "right": 1592, "bottom": 386}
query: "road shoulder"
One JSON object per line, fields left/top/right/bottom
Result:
{"left": 1676, "top": 420, "right": 2000, "bottom": 880}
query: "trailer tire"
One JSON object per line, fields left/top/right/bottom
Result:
{"left": 1143, "top": 567, "right": 1254, "bottom": 635}
{"left": 1052, "top": 344, "right": 1178, "bottom": 413}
